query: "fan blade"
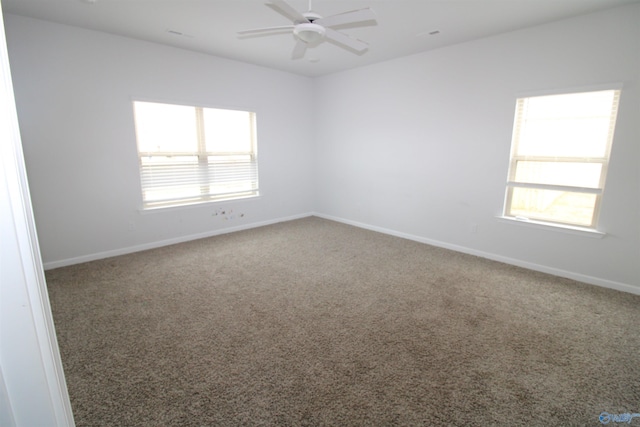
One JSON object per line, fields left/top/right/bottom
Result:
{"left": 267, "top": 0, "right": 309, "bottom": 24}
{"left": 238, "top": 25, "right": 294, "bottom": 35}
{"left": 314, "top": 8, "right": 376, "bottom": 28}
{"left": 292, "top": 40, "right": 307, "bottom": 60}
{"left": 324, "top": 27, "right": 369, "bottom": 53}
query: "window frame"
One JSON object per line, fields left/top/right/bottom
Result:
{"left": 132, "top": 99, "right": 259, "bottom": 210}
{"left": 502, "top": 87, "right": 621, "bottom": 230}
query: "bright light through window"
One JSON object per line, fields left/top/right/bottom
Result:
{"left": 504, "top": 89, "right": 620, "bottom": 228}
{"left": 133, "top": 101, "right": 259, "bottom": 209}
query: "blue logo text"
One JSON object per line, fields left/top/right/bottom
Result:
{"left": 600, "top": 412, "right": 640, "bottom": 425}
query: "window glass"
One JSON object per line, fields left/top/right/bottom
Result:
{"left": 133, "top": 101, "right": 258, "bottom": 209}
{"left": 134, "top": 102, "right": 198, "bottom": 153}
{"left": 203, "top": 108, "right": 253, "bottom": 153}
{"left": 509, "top": 188, "right": 597, "bottom": 227}
{"left": 504, "top": 89, "right": 620, "bottom": 228}
{"left": 513, "top": 161, "right": 602, "bottom": 188}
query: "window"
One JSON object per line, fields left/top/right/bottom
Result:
{"left": 503, "top": 89, "right": 620, "bottom": 229}
{"left": 132, "top": 101, "right": 258, "bottom": 209}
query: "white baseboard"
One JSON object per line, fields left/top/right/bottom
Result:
{"left": 43, "top": 212, "right": 314, "bottom": 270}
{"left": 313, "top": 213, "right": 640, "bottom": 296}
{"left": 44, "top": 211, "right": 639, "bottom": 296}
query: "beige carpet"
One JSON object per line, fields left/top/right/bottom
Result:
{"left": 45, "top": 217, "right": 640, "bottom": 426}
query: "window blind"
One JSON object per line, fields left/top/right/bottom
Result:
{"left": 504, "top": 89, "right": 620, "bottom": 228}
{"left": 133, "top": 101, "right": 258, "bottom": 209}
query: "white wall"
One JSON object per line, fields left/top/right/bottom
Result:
{"left": 4, "top": 6, "right": 640, "bottom": 293}
{"left": 1, "top": 6, "right": 73, "bottom": 425}
{"left": 313, "top": 4, "right": 640, "bottom": 292}
{"left": 4, "top": 14, "right": 315, "bottom": 268}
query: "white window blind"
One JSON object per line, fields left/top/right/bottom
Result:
{"left": 504, "top": 89, "right": 620, "bottom": 228}
{"left": 133, "top": 101, "right": 258, "bottom": 209}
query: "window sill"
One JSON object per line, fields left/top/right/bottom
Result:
{"left": 496, "top": 216, "right": 606, "bottom": 239}
{"left": 138, "top": 194, "right": 259, "bottom": 214}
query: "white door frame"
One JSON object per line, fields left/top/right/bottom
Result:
{"left": 0, "top": 4, "right": 75, "bottom": 426}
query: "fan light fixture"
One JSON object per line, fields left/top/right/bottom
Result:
{"left": 294, "top": 23, "right": 325, "bottom": 44}
{"left": 238, "top": 0, "right": 377, "bottom": 60}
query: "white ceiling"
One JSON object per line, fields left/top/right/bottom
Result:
{"left": 3, "top": 0, "right": 639, "bottom": 77}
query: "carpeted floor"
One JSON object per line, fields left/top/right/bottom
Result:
{"left": 45, "top": 217, "right": 640, "bottom": 426}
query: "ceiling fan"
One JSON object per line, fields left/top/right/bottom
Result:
{"left": 238, "top": 0, "right": 377, "bottom": 60}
